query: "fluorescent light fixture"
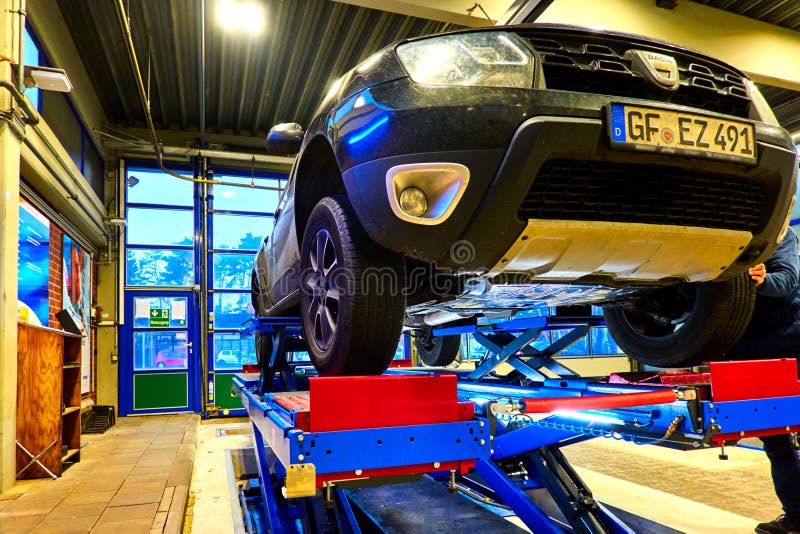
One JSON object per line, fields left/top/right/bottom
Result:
{"left": 217, "top": 0, "right": 265, "bottom": 34}
{"left": 23, "top": 65, "right": 72, "bottom": 93}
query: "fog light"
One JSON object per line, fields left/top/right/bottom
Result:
{"left": 399, "top": 187, "right": 428, "bottom": 217}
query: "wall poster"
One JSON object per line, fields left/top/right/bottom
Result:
{"left": 17, "top": 198, "right": 50, "bottom": 326}
{"left": 63, "top": 234, "right": 92, "bottom": 394}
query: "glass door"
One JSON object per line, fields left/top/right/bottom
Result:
{"left": 120, "top": 291, "right": 199, "bottom": 414}
{"left": 120, "top": 164, "right": 200, "bottom": 415}
{"left": 206, "top": 172, "right": 283, "bottom": 415}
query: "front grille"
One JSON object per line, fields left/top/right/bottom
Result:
{"left": 519, "top": 159, "right": 766, "bottom": 232}
{"left": 515, "top": 30, "right": 750, "bottom": 118}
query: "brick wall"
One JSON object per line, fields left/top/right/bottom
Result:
{"left": 48, "top": 225, "right": 64, "bottom": 328}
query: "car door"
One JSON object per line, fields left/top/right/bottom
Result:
{"left": 266, "top": 171, "right": 301, "bottom": 306}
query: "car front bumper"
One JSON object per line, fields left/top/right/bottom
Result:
{"left": 338, "top": 80, "right": 797, "bottom": 283}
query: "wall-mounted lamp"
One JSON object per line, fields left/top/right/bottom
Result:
{"left": 104, "top": 217, "right": 127, "bottom": 228}
{"left": 22, "top": 65, "right": 72, "bottom": 93}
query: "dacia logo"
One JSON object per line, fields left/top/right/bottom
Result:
{"left": 626, "top": 49, "right": 680, "bottom": 91}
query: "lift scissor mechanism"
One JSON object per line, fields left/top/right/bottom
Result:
{"left": 233, "top": 315, "right": 800, "bottom": 533}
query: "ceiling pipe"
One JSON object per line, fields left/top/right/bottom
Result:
{"left": 199, "top": 0, "right": 206, "bottom": 148}
{"left": 17, "top": 0, "right": 25, "bottom": 93}
{"left": 113, "top": 0, "right": 280, "bottom": 191}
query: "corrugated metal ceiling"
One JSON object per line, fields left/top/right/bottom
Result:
{"left": 691, "top": 0, "right": 800, "bottom": 131}
{"left": 55, "top": 0, "right": 454, "bottom": 137}
{"left": 692, "top": 0, "right": 800, "bottom": 30}
{"left": 51, "top": 0, "right": 800, "bottom": 137}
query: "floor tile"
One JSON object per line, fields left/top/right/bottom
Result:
{"left": 2, "top": 415, "right": 198, "bottom": 534}
{"left": 90, "top": 517, "right": 153, "bottom": 534}
{"left": 108, "top": 489, "right": 165, "bottom": 507}
{"left": 32, "top": 513, "right": 98, "bottom": 533}
{"left": 96, "top": 502, "right": 159, "bottom": 524}
{"left": 48, "top": 501, "right": 107, "bottom": 519}
{"left": 0, "top": 513, "right": 47, "bottom": 533}
{"left": 60, "top": 491, "right": 117, "bottom": 507}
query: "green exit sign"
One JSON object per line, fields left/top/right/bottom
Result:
{"left": 149, "top": 308, "right": 170, "bottom": 327}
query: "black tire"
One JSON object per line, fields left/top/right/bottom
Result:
{"left": 250, "top": 270, "right": 263, "bottom": 317}
{"left": 157, "top": 362, "right": 165, "bottom": 369}
{"left": 603, "top": 273, "right": 756, "bottom": 367}
{"left": 299, "top": 195, "right": 406, "bottom": 376}
{"left": 414, "top": 331, "right": 461, "bottom": 367}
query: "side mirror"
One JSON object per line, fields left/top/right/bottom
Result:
{"left": 266, "top": 123, "right": 303, "bottom": 156}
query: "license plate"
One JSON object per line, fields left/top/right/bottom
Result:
{"left": 608, "top": 103, "right": 756, "bottom": 163}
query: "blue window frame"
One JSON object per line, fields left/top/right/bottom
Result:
{"left": 209, "top": 172, "right": 285, "bottom": 373}
{"left": 23, "top": 28, "right": 40, "bottom": 110}
{"left": 125, "top": 165, "right": 196, "bottom": 288}
{"left": 26, "top": 25, "right": 105, "bottom": 200}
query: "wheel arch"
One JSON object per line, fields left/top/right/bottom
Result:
{"left": 293, "top": 136, "right": 347, "bottom": 243}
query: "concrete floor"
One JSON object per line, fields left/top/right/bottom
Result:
{"left": 0, "top": 414, "right": 784, "bottom": 533}
{"left": 565, "top": 439, "right": 780, "bottom": 533}
{"left": 0, "top": 414, "right": 198, "bottom": 534}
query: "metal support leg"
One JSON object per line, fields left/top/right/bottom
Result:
{"left": 523, "top": 446, "right": 633, "bottom": 534}
{"left": 332, "top": 488, "right": 362, "bottom": 534}
{"left": 15, "top": 440, "right": 58, "bottom": 479}
{"left": 474, "top": 459, "right": 563, "bottom": 534}
{"left": 258, "top": 327, "right": 289, "bottom": 395}
{"left": 250, "top": 422, "right": 288, "bottom": 534}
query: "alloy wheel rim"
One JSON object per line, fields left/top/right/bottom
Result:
{"left": 305, "top": 229, "right": 340, "bottom": 351}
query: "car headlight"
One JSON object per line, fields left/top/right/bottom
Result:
{"left": 396, "top": 31, "right": 535, "bottom": 88}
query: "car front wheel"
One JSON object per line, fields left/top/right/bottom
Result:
{"left": 299, "top": 195, "right": 406, "bottom": 376}
{"left": 603, "top": 273, "right": 756, "bottom": 367}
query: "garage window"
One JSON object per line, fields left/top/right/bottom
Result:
{"left": 125, "top": 167, "right": 195, "bottom": 288}
{"left": 209, "top": 173, "right": 284, "bottom": 371}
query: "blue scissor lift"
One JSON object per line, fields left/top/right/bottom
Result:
{"left": 233, "top": 315, "right": 800, "bottom": 533}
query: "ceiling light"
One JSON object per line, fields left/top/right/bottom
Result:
{"left": 217, "top": 0, "right": 265, "bottom": 34}
{"left": 22, "top": 65, "right": 72, "bottom": 93}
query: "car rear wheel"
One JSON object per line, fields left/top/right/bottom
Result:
{"left": 414, "top": 330, "right": 461, "bottom": 367}
{"left": 300, "top": 195, "right": 405, "bottom": 376}
{"left": 603, "top": 273, "right": 755, "bottom": 367}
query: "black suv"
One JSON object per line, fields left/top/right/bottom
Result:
{"left": 252, "top": 25, "right": 797, "bottom": 375}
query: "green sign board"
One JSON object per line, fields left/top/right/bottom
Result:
{"left": 149, "top": 308, "right": 170, "bottom": 327}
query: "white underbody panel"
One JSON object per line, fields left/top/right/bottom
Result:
{"left": 489, "top": 220, "right": 752, "bottom": 283}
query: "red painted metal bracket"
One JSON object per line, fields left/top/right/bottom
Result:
{"left": 710, "top": 359, "right": 800, "bottom": 402}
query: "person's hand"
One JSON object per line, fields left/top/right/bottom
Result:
{"left": 749, "top": 263, "right": 766, "bottom": 285}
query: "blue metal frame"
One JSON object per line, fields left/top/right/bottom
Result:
{"left": 118, "top": 288, "right": 201, "bottom": 415}
{"left": 240, "top": 384, "right": 490, "bottom": 474}
{"left": 236, "top": 312, "right": 800, "bottom": 532}
{"left": 236, "top": 372, "right": 488, "bottom": 533}
{"left": 120, "top": 161, "right": 201, "bottom": 416}
{"left": 704, "top": 396, "right": 800, "bottom": 435}
{"left": 433, "top": 316, "right": 603, "bottom": 382}
{"left": 206, "top": 172, "right": 286, "bottom": 418}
